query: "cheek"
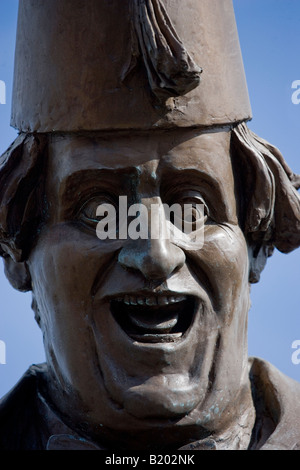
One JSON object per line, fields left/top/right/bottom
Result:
{"left": 187, "top": 224, "right": 250, "bottom": 318}
{"left": 30, "top": 223, "right": 119, "bottom": 292}
{"left": 28, "top": 225, "right": 117, "bottom": 356}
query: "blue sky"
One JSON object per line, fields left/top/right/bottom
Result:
{"left": 0, "top": 0, "right": 299, "bottom": 397}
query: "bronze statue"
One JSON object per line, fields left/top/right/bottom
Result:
{"left": 0, "top": 0, "right": 299, "bottom": 451}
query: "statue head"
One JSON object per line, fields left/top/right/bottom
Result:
{"left": 0, "top": 0, "right": 299, "bottom": 450}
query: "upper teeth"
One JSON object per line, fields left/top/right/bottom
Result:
{"left": 114, "top": 295, "right": 186, "bottom": 307}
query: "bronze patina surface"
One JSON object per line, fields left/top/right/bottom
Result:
{"left": 0, "top": 0, "right": 299, "bottom": 451}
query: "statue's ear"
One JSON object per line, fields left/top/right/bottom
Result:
{"left": 2, "top": 254, "right": 32, "bottom": 292}
{"left": 0, "top": 133, "right": 47, "bottom": 264}
{"left": 248, "top": 244, "right": 274, "bottom": 284}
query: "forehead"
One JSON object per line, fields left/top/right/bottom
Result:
{"left": 47, "top": 129, "right": 233, "bottom": 183}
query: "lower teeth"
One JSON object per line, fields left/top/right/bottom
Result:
{"left": 130, "top": 332, "right": 183, "bottom": 343}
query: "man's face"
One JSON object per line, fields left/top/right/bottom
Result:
{"left": 28, "top": 129, "right": 251, "bottom": 442}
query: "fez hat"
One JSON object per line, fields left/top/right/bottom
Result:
{"left": 11, "top": 0, "right": 251, "bottom": 133}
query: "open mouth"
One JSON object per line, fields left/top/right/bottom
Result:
{"left": 110, "top": 294, "right": 196, "bottom": 343}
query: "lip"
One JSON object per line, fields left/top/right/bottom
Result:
{"left": 109, "top": 292, "right": 197, "bottom": 344}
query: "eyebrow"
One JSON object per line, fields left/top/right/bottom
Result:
{"left": 54, "top": 168, "right": 135, "bottom": 221}
{"left": 158, "top": 163, "right": 225, "bottom": 193}
{"left": 57, "top": 164, "right": 231, "bottom": 223}
{"left": 58, "top": 167, "right": 168, "bottom": 220}
{"left": 60, "top": 165, "right": 225, "bottom": 199}
{"left": 163, "top": 165, "right": 229, "bottom": 208}
{"left": 59, "top": 168, "right": 139, "bottom": 201}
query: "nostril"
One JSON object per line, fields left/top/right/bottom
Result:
{"left": 139, "top": 257, "right": 171, "bottom": 281}
{"left": 139, "top": 251, "right": 183, "bottom": 280}
{"left": 118, "top": 240, "right": 185, "bottom": 281}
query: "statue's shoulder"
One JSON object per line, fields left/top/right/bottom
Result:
{"left": 0, "top": 363, "right": 48, "bottom": 450}
{"left": 249, "top": 357, "right": 300, "bottom": 450}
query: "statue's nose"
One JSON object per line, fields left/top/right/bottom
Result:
{"left": 118, "top": 201, "right": 185, "bottom": 281}
{"left": 118, "top": 238, "right": 185, "bottom": 281}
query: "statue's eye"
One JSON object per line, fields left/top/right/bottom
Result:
{"left": 180, "top": 199, "right": 208, "bottom": 232}
{"left": 168, "top": 193, "right": 210, "bottom": 232}
{"left": 182, "top": 202, "right": 207, "bottom": 229}
{"left": 78, "top": 195, "right": 117, "bottom": 228}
